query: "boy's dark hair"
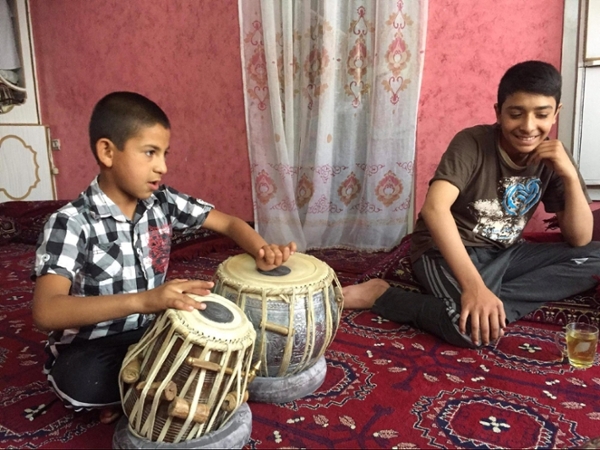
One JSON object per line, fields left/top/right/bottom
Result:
{"left": 497, "top": 60, "right": 562, "bottom": 110}
{"left": 89, "top": 92, "right": 170, "bottom": 162}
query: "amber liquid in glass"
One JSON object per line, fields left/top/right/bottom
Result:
{"left": 566, "top": 329, "right": 598, "bottom": 369}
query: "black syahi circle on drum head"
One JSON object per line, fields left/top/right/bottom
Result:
{"left": 199, "top": 301, "right": 234, "bottom": 324}
{"left": 257, "top": 266, "right": 292, "bottom": 276}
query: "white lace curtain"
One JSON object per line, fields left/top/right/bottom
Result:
{"left": 239, "top": 0, "right": 428, "bottom": 251}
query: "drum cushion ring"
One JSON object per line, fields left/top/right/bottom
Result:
{"left": 248, "top": 355, "right": 327, "bottom": 404}
{"left": 112, "top": 403, "right": 252, "bottom": 449}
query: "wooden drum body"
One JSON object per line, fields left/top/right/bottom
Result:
{"left": 213, "top": 252, "right": 343, "bottom": 379}
{"left": 118, "top": 293, "right": 256, "bottom": 444}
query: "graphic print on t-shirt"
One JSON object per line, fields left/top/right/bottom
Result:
{"left": 471, "top": 177, "right": 541, "bottom": 245}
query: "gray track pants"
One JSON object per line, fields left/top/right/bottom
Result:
{"left": 371, "top": 241, "right": 600, "bottom": 348}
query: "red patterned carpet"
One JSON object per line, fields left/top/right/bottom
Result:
{"left": 247, "top": 316, "right": 599, "bottom": 449}
{"left": 1, "top": 201, "right": 599, "bottom": 449}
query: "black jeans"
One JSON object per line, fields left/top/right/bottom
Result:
{"left": 48, "top": 327, "right": 147, "bottom": 409}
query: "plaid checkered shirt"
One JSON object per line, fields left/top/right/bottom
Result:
{"left": 33, "top": 177, "right": 213, "bottom": 370}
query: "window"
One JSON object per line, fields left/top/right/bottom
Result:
{"left": 559, "top": 0, "right": 600, "bottom": 199}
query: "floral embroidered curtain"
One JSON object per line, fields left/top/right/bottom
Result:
{"left": 239, "top": 0, "right": 428, "bottom": 251}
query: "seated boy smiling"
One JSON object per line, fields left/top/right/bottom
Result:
{"left": 344, "top": 60, "right": 600, "bottom": 349}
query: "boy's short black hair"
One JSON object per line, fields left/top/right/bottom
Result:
{"left": 497, "top": 60, "right": 562, "bottom": 110}
{"left": 89, "top": 92, "right": 170, "bottom": 162}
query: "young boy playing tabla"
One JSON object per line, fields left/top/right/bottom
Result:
{"left": 344, "top": 60, "right": 600, "bottom": 348}
{"left": 32, "top": 91, "right": 296, "bottom": 424}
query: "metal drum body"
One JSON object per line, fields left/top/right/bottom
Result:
{"left": 213, "top": 253, "right": 343, "bottom": 378}
{"left": 118, "top": 293, "right": 256, "bottom": 444}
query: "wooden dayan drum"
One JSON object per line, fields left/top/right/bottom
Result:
{"left": 213, "top": 252, "right": 343, "bottom": 379}
{"left": 118, "top": 293, "right": 256, "bottom": 444}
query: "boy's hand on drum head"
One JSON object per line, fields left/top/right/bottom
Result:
{"left": 256, "top": 242, "right": 297, "bottom": 271}
{"left": 141, "top": 279, "right": 214, "bottom": 313}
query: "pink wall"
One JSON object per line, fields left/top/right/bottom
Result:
{"left": 30, "top": 0, "right": 566, "bottom": 231}
{"left": 29, "top": 0, "right": 254, "bottom": 220}
{"left": 416, "top": 0, "right": 565, "bottom": 232}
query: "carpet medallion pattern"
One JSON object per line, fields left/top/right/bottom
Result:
{"left": 485, "top": 324, "right": 573, "bottom": 374}
{"left": 413, "top": 387, "right": 583, "bottom": 449}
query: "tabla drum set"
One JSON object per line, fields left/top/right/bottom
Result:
{"left": 112, "top": 252, "right": 343, "bottom": 449}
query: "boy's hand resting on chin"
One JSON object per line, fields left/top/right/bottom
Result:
{"left": 528, "top": 139, "right": 577, "bottom": 180}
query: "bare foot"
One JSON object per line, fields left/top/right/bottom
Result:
{"left": 99, "top": 406, "right": 122, "bottom": 424}
{"left": 342, "top": 279, "right": 390, "bottom": 309}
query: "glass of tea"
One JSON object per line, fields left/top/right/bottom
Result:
{"left": 555, "top": 322, "right": 599, "bottom": 369}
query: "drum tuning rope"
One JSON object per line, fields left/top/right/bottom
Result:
{"left": 119, "top": 298, "right": 256, "bottom": 443}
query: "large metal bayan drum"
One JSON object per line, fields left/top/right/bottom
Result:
{"left": 117, "top": 293, "right": 256, "bottom": 446}
{"left": 213, "top": 252, "right": 343, "bottom": 403}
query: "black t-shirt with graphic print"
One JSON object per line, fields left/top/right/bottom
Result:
{"left": 410, "top": 124, "right": 590, "bottom": 262}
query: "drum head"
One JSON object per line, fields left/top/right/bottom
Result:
{"left": 219, "top": 253, "right": 329, "bottom": 288}
{"left": 165, "top": 293, "right": 253, "bottom": 343}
